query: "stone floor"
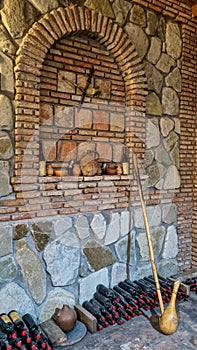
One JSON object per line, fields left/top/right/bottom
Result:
{"left": 58, "top": 291, "right": 197, "bottom": 350}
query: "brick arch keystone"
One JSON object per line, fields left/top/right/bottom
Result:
{"left": 13, "top": 5, "right": 147, "bottom": 185}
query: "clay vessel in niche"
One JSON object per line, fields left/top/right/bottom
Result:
{"left": 106, "top": 163, "right": 117, "bottom": 175}
{"left": 46, "top": 164, "right": 53, "bottom": 176}
{"left": 52, "top": 304, "right": 77, "bottom": 332}
{"left": 72, "top": 162, "right": 81, "bottom": 176}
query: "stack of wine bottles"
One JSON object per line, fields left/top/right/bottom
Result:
{"left": 0, "top": 311, "right": 53, "bottom": 350}
{"left": 183, "top": 277, "right": 197, "bottom": 294}
{"left": 82, "top": 275, "right": 189, "bottom": 331}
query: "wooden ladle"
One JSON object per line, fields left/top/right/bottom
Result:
{"left": 132, "top": 153, "right": 181, "bottom": 335}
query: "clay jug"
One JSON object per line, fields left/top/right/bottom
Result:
{"left": 53, "top": 304, "right": 77, "bottom": 332}
{"left": 46, "top": 164, "right": 53, "bottom": 176}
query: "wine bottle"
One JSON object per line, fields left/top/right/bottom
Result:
{"left": 124, "top": 283, "right": 153, "bottom": 307}
{"left": 112, "top": 316, "right": 124, "bottom": 325}
{"left": 90, "top": 299, "right": 113, "bottom": 319}
{"left": 131, "top": 280, "right": 155, "bottom": 297}
{"left": 93, "top": 292, "right": 115, "bottom": 310}
{"left": 0, "top": 340, "right": 12, "bottom": 350}
{"left": 9, "top": 337, "right": 22, "bottom": 349}
{"left": 22, "top": 314, "right": 43, "bottom": 342}
{"left": 111, "top": 289, "right": 131, "bottom": 309}
{"left": 0, "top": 315, "right": 17, "bottom": 340}
{"left": 0, "top": 327, "right": 12, "bottom": 350}
{"left": 8, "top": 311, "right": 30, "bottom": 341}
{"left": 105, "top": 317, "right": 116, "bottom": 325}
{"left": 97, "top": 323, "right": 103, "bottom": 331}
{"left": 82, "top": 301, "right": 106, "bottom": 322}
{"left": 113, "top": 301, "right": 124, "bottom": 310}
{"left": 113, "top": 286, "right": 138, "bottom": 305}
{"left": 97, "top": 320, "right": 110, "bottom": 330}
{"left": 158, "top": 276, "right": 173, "bottom": 290}
{"left": 135, "top": 309, "right": 143, "bottom": 316}
{"left": 124, "top": 280, "right": 148, "bottom": 297}
{"left": 26, "top": 341, "right": 38, "bottom": 350}
{"left": 108, "top": 309, "right": 119, "bottom": 318}
{"left": 145, "top": 276, "right": 168, "bottom": 294}
{"left": 118, "top": 281, "right": 143, "bottom": 299}
{"left": 117, "top": 308, "right": 131, "bottom": 321}
{"left": 96, "top": 284, "right": 120, "bottom": 302}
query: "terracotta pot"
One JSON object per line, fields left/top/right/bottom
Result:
{"left": 46, "top": 164, "right": 53, "bottom": 176}
{"left": 106, "top": 164, "right": 117, "bottom": 175}
{"left": 72, "top": 163, "right": 81, "bottom": 176}
{"left": 53, "top": 304, "right": 77, "bottom": 332}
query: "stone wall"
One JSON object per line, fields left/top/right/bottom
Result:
{"left": 0, "top": 204, "right": 178, "bottom": 321}
{"left": 0, "top": 0, "right": 196, "bottom": 320}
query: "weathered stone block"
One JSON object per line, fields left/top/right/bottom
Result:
{"left": 16, "top": 240, "right": 46, "bottom": 303}
{"left": 58, "top": 141, "right": 77, "bottom": 162}
{"left": 75, "top": 108, "right": 92, "bottom": 129}
{"left": 83, "top": 240, "right": 116, "bottom": 271}
{"left": 93, "top": 110, "right": 109, "bottom": 131}
{"left": 0, "top": 94, "right": 13, "bottom": 131}
{"left": 0, "top": 131, "right": 13, "bottom": 159}
{"left": 78, "top": 268, "right": 109, "bottom": 304}
{"left": 55, "top": 106, "right": 74, "bottom": 128}
{"left": 91, "top": 213, "right": 106, "bottom": 240}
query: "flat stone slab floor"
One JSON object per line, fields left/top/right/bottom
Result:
{"left": 58, "top": 292, "right": 197, "bottom": 350}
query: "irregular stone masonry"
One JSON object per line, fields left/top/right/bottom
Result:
{"left": 0, "top": 1, "right": 196, "bottom": 272}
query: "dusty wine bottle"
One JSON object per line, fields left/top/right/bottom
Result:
{"left": 26, "top": 341, "right": 38, "bottom": 350}
{"left": 129, "top": 279, "right": 154, "bottom": 297}
{"left": 97, "top": 320, "right": 110, "bottom": 331}
{"left": 22, "top": 314, "right": 42, "bottom": 341}
{"left": 113, "top": 301, "right": 124, "bottom": 310}
{"left": 118, "top": 282, "right": 141, "bottom": 298}
{"left": 93, "top": 292, "right": 115, "bottom": 310}
{"left": 82, "top": 301, "right": 106, "bottom": 322}
{"left": 0, "top": 327, "right": 12, "bottom": 350}
{"left": 113, "top": 286, "right": 138, "bottom": 305}
{"left": 89, "top": 299, "right": 113, "bottom": 319}
{"left": 117, "top": 308, "right": 131, "bottom": 321}
{"left": 9, "top": 337, "right": 22, "bottom": 349}
{"left": 111, "top": 289, "right": 131, "bottom": 309}
{"left": 96, "top": 284, "right": 119, "bottom": 302}
{"left": 113, "top": 316, "right": 124, "bottom": 325}
{"left": 0, "top": 340, "right": 12, "bottom": 350}
{"left": 124, "top": 280, "right": 147, "bottom": 297}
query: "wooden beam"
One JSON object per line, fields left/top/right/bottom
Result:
{"left": 74, "top": 304, "right": 97, "bottom": 333}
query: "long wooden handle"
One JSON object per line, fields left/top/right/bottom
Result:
{"left": 132, "top": 153, "right": 164, "bottom": 315}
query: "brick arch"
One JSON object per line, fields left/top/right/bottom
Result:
{"left": 14, "top": 5, "right": 147, "bottom": 184}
